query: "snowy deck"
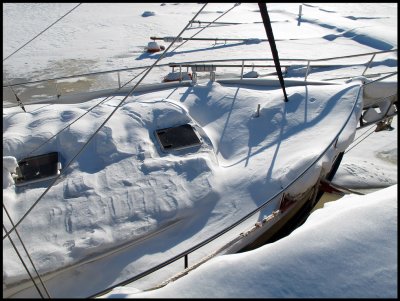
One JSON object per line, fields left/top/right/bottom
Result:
{"left": 3, "top": 79, "right": 363, "bottom": 297}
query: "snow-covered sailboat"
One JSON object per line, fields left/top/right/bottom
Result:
{"left": 3, "top": 3, "right": 397, "bottom": 298}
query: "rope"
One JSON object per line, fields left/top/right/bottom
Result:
{"left": 3, "top": 204, "right": 51, "bottom": 298}
{"left": 7, "top": 85, "right": 26, "bottom": 112}
{"left": 170, "top": 3, "right": 240, "bottom": 53}
{"left": 4, "top": 72, "right": 26, "bottom": 112}
{"left": 3, "top": 3, "right": 82, "bottom": 62}
{"left": 352, "top": 123, "right": 377, "bottom": 145}
{"left": 3, "top": 3, "right": 208, "bottom": 242}
{"left": 345, "top": 124, "right": 376, "bottom": 154}
{"left": 320, "top": 179, "right": 365, "bottom": 195}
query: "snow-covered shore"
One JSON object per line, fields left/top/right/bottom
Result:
{"left": 102, "top": 184, "right": 397, "bottom": 298}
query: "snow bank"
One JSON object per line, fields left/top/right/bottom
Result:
{"left": 105, "top": 185, "right": 397, "bottom": 298}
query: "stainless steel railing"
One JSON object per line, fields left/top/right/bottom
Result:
{"left": 3, "top": 49, "right": 397, "bottom": 108}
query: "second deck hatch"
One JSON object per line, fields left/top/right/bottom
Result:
{"left": 155, "top": 124, "right": 202, "bottom": 151}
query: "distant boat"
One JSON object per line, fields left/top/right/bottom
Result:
{"left": 2, "top": 3, "right": 397, "bottom": 298}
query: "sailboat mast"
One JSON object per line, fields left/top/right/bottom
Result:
{"left": 258, "top": 3, "right": 289, "bottom": 102}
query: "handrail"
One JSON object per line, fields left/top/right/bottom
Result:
{"left": 311, "top": 48, "right": 396, "bottom": 62}
{"left": 3, "top": 49, "right": 396, "bottom": 88}
{"left": 362, "top": 71, "right": 397, "bottom": 86}
{"left": 3, "top": 49, "right": 396, "bottom": 109}
{"left": 168, "top": 49, "right": 397, "bottom": 65}
{"left": 90, "top": 78, "right": 366, "bottom": 298}
{"left": 2, "top": 63, "right": 172, "bottom": 88}
{"left": 168, "top": 49, "right": 397, "bottom": 83}
{"left": 322, "top": 70, "right": 397, "bottom": 81}
{"left": 171, "top": 63, "right": 285, "bottom": 68}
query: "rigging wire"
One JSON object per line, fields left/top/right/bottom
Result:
{"left": 3, "top": 204, "right": 51, "bottom": 298}
{"left": 3, "top": 3, "right": 82, "bottom": 62}
{"left": 352, "top": 123, "right": 377, "bottom": 144}
{"left": 346, "top": 100, "right": 397, "bottom": 155}
{"left": 344, "top": 82, "right": 398, "bottom": 154}
{"left": 345, "top": 91, "right": 397, "bottom": 155}
{"left": 345, "top": 124, "right": 377, "bottom": 154}
{"left": 3, "top": 3, "right": 208, "bottom": 242}
{"left": 170, "top": 3, "right": 240, "bottom": 53}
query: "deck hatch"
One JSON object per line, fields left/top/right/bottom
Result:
{"left": 155, "top": 124, "right": 202, "bottom": 151}
{"left": 15, "top": 152, "right": 62, "bottom": 186}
